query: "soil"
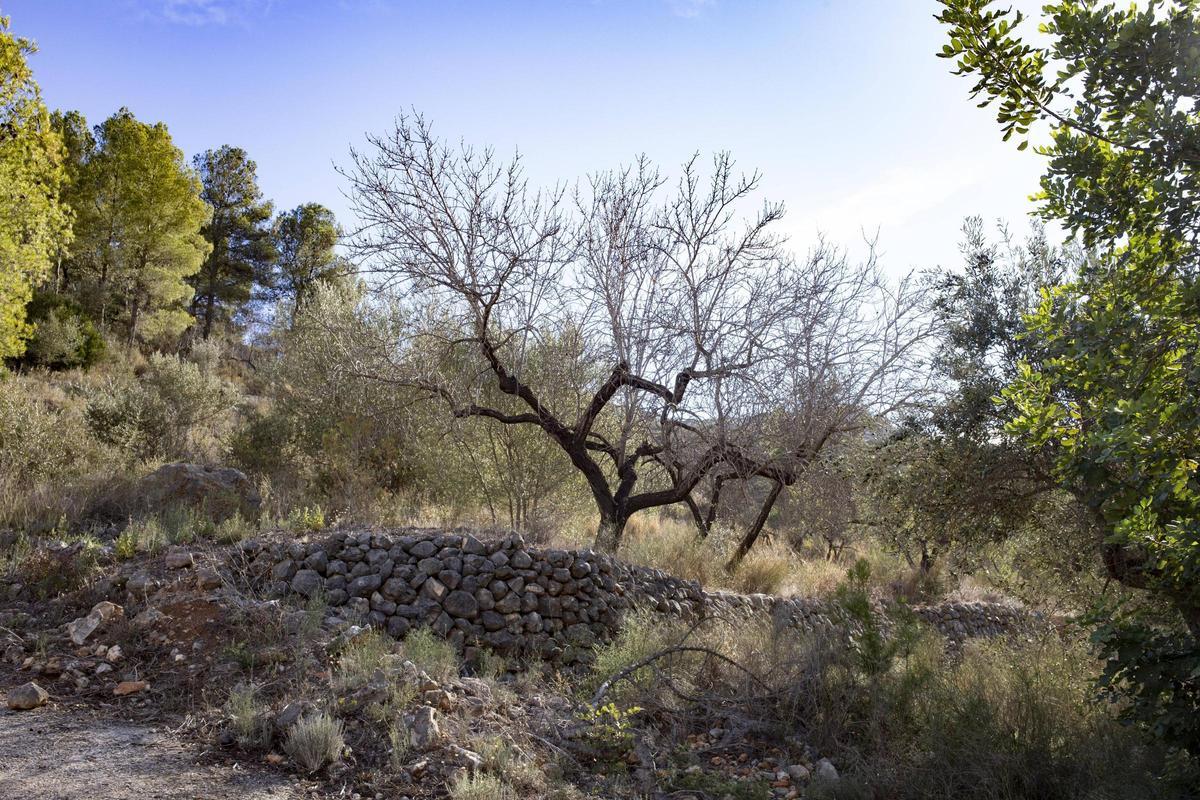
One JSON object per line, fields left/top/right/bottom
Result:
{"left": 0, "top": 702, "right": 304, "bottom": 800}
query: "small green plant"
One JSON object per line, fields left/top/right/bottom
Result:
{"left": 287, "top": 504, "right": 326, "bottom": 532}
{"left": 472, "top": 734, "right": 517, "bottom": 774}
{"left": 579, "top": 702, "right": 643, "bottom": 758}
{"left": 214, "top": 513, "right": 255, "bottom": 543}
{"left": 335, "top": 628, "right": 394, "bottom": 689}
{"left": 114, "top": 528, "right": 138, "bottom": 559}
{"left": 225, "top": 683, "right": 271, "bottom": 749}
{"left": 835, "top": 559, "right": 922, "bottom": 677}
{"left": 400, "top": 626, "right": 460, "bottom": 682}
{"left": 120, "top": 516, "right": 167, "bottom": 555}
{"left": 300, "top": 590, "right": 328, "bottom": 640}
{"left": 669, "top": 769, "right": 772, "bottom": 800}
{"left": 585, "top": 610, "right": 670, "bottom": 699}
{"left": 282, "top": 711, "right": 344, "bottom": 774}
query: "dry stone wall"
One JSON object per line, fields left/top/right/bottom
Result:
{"left": 242, "top": 528, "right": 1042, "bottom": 665}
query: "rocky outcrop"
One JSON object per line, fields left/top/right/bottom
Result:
{"left": 242, "top": 528, "right": 1044, "bottom": 665}
{"left": 133, "top": 463, "right": 261, "bottom": 522}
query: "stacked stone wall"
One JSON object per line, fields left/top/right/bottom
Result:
{"left": 243, "top": 529, "right": 1042, "bottom": 664}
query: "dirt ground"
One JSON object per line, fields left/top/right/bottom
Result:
{"left": 0, "top": 703, "right": 304, "bottom": 800}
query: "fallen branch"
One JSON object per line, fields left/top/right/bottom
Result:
{"left": 589, "top": 645, "right": 768, "bottom": 708}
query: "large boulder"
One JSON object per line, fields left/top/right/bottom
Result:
{"left": 132, "top": 463, "right": 260, "bottom": 522}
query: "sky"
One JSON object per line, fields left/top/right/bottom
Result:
{"left": 3, "top": 0, "right": 1051, "bottom": 276}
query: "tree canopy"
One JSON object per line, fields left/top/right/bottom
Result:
{"left": 191, "top": 145, "right": 275, "bottom": 339}
{"left": 941, "top": 0, "right": 1200, "bottom": 753}
{"left": 0, "top": 16, "right": 69, "bottom": 362}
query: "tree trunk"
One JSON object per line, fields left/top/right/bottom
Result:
{"left": 594, "top": 514, "right": 627, "bottom": 553}
{"left": 726, "top": 480, "right": 784, "bottom": 570}
{"left": 203, "top": 285, "right": 216, "bottom": 340}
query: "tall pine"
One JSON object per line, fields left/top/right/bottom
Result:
{"left": 191, "top": 146, "right": 275, "bottom": 339}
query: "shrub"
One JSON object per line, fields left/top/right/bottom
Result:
{"left": 587, "top": 598, "right": 1189, "bottom": 800}
{"left": 334, "top": 629, "right": 394, "bottom": 690}
{"left": 400, "top": 626, "right": 459, "bottom": 682}
{"left": 448, "top": 773, "right": 516, "bottom": 800}
{"left": 585, "top": 610, "right": 673, "bottom": 702}
{"left": 225, "top": 683, "right": 271, "bottom": 750}
{"left": 0, "top": 378, "right": 102, "bottom": 489}
{"left": 85, "top": 351, "right": 236, "bottom": 461}
{"left": 20, "top": 292, "right": 106, "bottom": 370}
{"left": 282, "top": 712, "right": 343, "bottom": 774}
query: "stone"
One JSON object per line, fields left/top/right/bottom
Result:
{"left": 290, "top": 569, "right": 323, "bottom": 598}
{"left": 66, "top": 601, "right": 122, "bottom": 646}
{"left": 6, "top": 682, "right": 49, "bottom": 710}
{"left": 475, "top": 588, "right": 495, "bottom": 611}
{"left": 420, "top": 577, "right": 447, "bottom": 601}
{"left": 132, "top": 462, "right": 261, "bottom": 522}
{"left": 132, "top": 608, "right": 166, "bottom": 628}
{"left": 410, "top": 540, "right": 438, "bottom": 559}
{"left": 126, "top": 571, "right": 157, "bottom": 595}
{"left": 787, "top": 764, "right": 810, "bottom": 782}
{"left": 304, "top": 550, "right": 328, "bottom": 574}
{"left": 274, "top": 700, "right": 317, "bottom": 732}
{"left": 164, "top": 548, "right": 194, "bottom": 569}
{"left": 113, "top": 680, "right": 149, "bottom": 696}
{"left": 815, "top": 758, "right": 838, "bottom": 782}
{"left": 348, "top": 574, "right": 382, "bottom": 597}
{"left": 494, "top": 593, "right": 520, "bottom": 614}
{"left": 443, "top": 590, "right": 479, "bottom": 619}
{"left": 271, "top": 559, "right": 297, "bottom": 582}
{"left": 195, "top": 568, "right": 222, "bottom": 590}
{"left": 105, "top": 645, "right": 124, "bottom": 663}
{"left": 480, "top": 610, "right": 506, "bottom": 632}
{"left": 405, "top": 705, "right": 441, "bottom": 750}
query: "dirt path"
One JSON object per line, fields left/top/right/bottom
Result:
{"left": 0, "top": 704, "right": 303, "bottom": 800}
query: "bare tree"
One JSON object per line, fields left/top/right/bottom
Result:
{"left": 342, "top": 116, "right": 931, "bottom": 552}
{"left": 684, "top": 247, "right": 936, "bottom": 568}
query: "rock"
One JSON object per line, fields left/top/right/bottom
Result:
{"left": 105, "top": 645, "right": 124, "bottom": 663}
{"left": 448, "top": 744, "right": 484, "bottom": 774}
{"left": 786, "top": 764, "right": 810, "bottom": 782}
{"left": 132, "top": 608, "right": 166, "bottom": 628}
{"left": 6, "top": 682, "right": 49, "bottom": 710}
{"left": 405, "top": 705, "right": 440, "bottom": 749}
{"left": 421, "top": 577, "right": 447, "bottom": 601}
{"left": 132, "top": 463, "right": 261, "bottom": 522}
{"left": 195, "top": 568, "right": 222, "bottom": 590}
{"left": 274, "top": 700, "right": 317, "bottom": 732}
{"left": 66, "top": 601, "right": 123, "bottom": 646}
{"left": 164, "top": 548, "right": 194, "bottom": 569}
{"left": 126, "top": 571, "right": 158, "bottom": 595}
{"left": 290, "top": 569, "right": 323, "bottom": 598}
{"left": 815, "top": 758, "right": 838, "bottom": 782}
{"left": 113, "top": 680, "right": 149, "bottom": 696}
{"left": 443, "top": 590, "right": 478, "bottom": 619}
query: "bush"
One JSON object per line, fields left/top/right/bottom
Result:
{"left": 449, "top": 773, "right": 516, "bottom": 800}
{"left": 86, "top": 351, "right": 236, "bottom": 461}
{"left": 334, "top": 629, "right": 394, "bottom": 690}
{"left": 586, "top": 595, "right": 1190, "bottom": 800}
{"left": 400, "top": 626, "right": 460, "bottom": 682}
{"left": 20, "top": 292, "right": 106, "bottom": 370}
{"left": 225, "top": 683, "right": 271, "bottom": 750}
{"left": 282, "top": 712, "right": 343, "bottom": 774}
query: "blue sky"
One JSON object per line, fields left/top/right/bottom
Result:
{"left": 3, "top": 0, "right": 1050, "bottom": 275}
